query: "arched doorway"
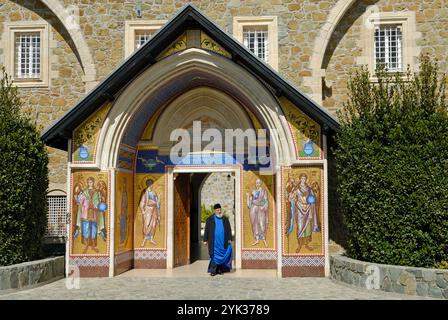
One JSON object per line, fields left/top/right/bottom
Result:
{"left": 98, "top": 49, "right": 288, "bottom": 274}
{"left": 133, "top": 85, "right": 266, "bottom": 270}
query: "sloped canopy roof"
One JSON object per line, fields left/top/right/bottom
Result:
{"left": 42, "top": 4, "right": 339, "bottom": 150}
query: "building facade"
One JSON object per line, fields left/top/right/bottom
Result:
{"left": 1, "top": 0, "right": 447, "bottom": 277}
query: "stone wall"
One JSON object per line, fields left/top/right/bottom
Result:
{"left": 331, "top": 254, "right": 448, "bottom": 299}
{"left": 200, "top": 172, "right": 235, "bottom": 232}
{"left": 0, "top": 0, "right": 86, "bottom": 191}
{"left": 0, "top": 256, "right": 65, "bottom": 291}
{"left": 323, "top": 0, "right": 448, "bottom": 114}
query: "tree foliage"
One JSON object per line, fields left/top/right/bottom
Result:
{"left": 0, "top": 67, "right": 49, "bottom": 266}
{"left": 334, "top": 56, "right": 448, "bottom": 268}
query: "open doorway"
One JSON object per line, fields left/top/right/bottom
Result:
{"left": 173, "top": 171, "right": 236, "bottom": 268}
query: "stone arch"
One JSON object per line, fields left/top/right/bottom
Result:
{"left": 306, "top": 0, "right": 359, "bottom": 103}
{"left": 97, "top": 48, "right": 296, "bottom": 170}
{"left": 40, "top": 0, "right": 97, "bottom": 90}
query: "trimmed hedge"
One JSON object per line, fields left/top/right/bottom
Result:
{"left": 0, "top": 68, "right": 49, "bottom": 266}
{"left": 334, "top": 56, "right": 448, "bottom": 268}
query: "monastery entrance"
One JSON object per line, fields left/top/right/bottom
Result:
{"left": 47, "top": 7, "right": 338, "bottom": 277}
{"left": 172, "top": 169, "right": 238, "bottom": 269}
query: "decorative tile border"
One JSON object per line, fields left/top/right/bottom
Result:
{"left": 134, "top": 250, "right": 167, "bottom": 260}
{"left": 69, "top": 256, "right": 110, "bottom": 267}
{"left": 282, "top": 256, "right": 325, "bottom": 267}
{"left": 242, "top": 250, "right": 277, "bottom": 261}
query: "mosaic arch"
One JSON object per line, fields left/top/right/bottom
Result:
{"left": 95, "top": 49, "right": 290, "bottom": 274}
{"left": 67, "top": 47, "right": 330, "bottom": 278}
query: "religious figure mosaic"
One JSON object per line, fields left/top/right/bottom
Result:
{"left": 71, "top": 171, "right": 109, "bottom": 255}
{"left": 135, "top": 173, "right": 166, "bottom": 249}
{"left": 282, "top": 167, "right": 323, "bottom": 255}
{"left": 242, "top": 171, "right": 275, "bottom": 250}
{"left": 115, "top": 171, "right": 133, "bottom": 253}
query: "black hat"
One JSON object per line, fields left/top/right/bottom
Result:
{"left": 213, "top": 203, "right": 221, "bottom": 209}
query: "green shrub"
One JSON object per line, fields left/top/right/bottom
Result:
{"left": 0, "top": 67, "right": 49, "bottom": 266}
{"left": 334, "top": 56, "right": 448, "bottom": 268}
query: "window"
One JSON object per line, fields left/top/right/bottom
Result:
{"left": 374, "top": 25, "right": 402, "bottom": 72}
{"left": 4, "top": 22, "right": 49, "bottom": 87}
{"left": 135, "top": 30, "right": 153, "bottom": 50}
{"left": 124, "top": 21, "right": 167, "bottom": 58}
{"left": 233, "top": 17, "right": 278, "bottom": 71}
{"left": 14, "top": 32, "right": 41, "bottom": 79}
{"left": 243, "top": 26, "right": 269, "bottom": 63}
{"left": 46, "top": 195, "right": 67, "bottom": 239}
{"left": 361, "top": 11, "right": 419, "bottom": 80}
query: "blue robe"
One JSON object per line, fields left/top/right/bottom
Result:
{"left": 208, "top": 215, "right": 232, "bottom": 272}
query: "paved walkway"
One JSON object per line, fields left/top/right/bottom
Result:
{"left": 0, "top": 261, "right": 434, "bottom": 300}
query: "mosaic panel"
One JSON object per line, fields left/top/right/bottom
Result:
{"left": 281, "top": 166, "right": 324, "bottom": 256}
{"left": 72, "top": 102, "right": 111, "bottom": 163}
{"left": 280, "top": 97, "right": 322, "bottom": 160}
{"left": 157, "top": 32, "right": 187, "bottom": 60}
{"left": 200, "top": 31, "right": 232, "bottom": 58}
{"left": 115, "top": 171, "right": 134, "bottom": 253}
{"left": 134, "top": 173, "right": 166, "bottom": 250}
{"left": 242, "top": 171, "right": 275, "bottom": 250}
{"left": 71, "top": 171, "right": 110, "bottom": 256}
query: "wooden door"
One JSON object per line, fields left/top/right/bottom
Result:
{"left": 173, "top": 173, "right": 190, "bottom": 267}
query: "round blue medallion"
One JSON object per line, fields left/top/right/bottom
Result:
{"left": 304, "top": 142, "right": 314, "bottom": 156}
{"left": 98, "top": 202, "right": 107, "bottom": 212}
{"left": 79, "top": 145, "right": 89, "bottom": 160}
{"left": 306, "top": 195, "right": 316, "bottom": 204}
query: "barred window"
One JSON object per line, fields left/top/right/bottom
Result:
{"left": 14, "top": 32, "right": 41, "bottom": 79}
{"left": 374, "top": 25, "right": 403, "bottom": 72}
{"left": 243, "top": 26, "right": 269, "bottom": 63}
{"left": 135, "top": 30, "right": 154, "bottom": 50}
{"left": 46, "top": 196, "right": 67, "bottom": 238}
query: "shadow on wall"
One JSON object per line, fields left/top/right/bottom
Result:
{"left": 322, "top": 0, "right": 380, "bottom": 69}
{"left": 328, "top": 135, "right": 347, "bottom": 251}
{"left": 10, "top": 0, "right": 83, "bottom": 67}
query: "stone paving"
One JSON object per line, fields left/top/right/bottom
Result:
{"left": 0, "top": 275, "right": 436, "bottom": 300}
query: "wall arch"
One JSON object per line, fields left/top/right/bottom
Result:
{"left": 306, "top": 0, "right": 358, "bottom": 103}
{"left": 40, "top": 0, "right": 97, "bottom": 90}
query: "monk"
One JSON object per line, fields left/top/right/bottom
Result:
{"left": 203, "top": 204, "right": 233, "bottom": 276}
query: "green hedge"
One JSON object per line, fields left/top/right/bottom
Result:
{"left": 334, "top": 56, "right": 448, "bottom": 268}
{"left": 0, "top": 68, "right": 49, "bottom": 266}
